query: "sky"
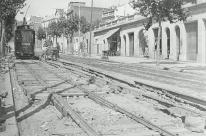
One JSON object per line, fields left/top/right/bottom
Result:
{"left": 16, "top": 0, "right": 129, "bottom": 20}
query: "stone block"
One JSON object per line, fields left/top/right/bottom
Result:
{"left": 184, "top": 115, "right": 205, "bottom": 133}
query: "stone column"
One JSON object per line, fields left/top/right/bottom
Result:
{"left": 169, "top": 25, "right": 176, "bottom": 60}
{"left": 179, "top": 23, "right": 187, "bottom": 61}
{"left": 134, "top": 30, "right": 140, "bottom": 57}
{"left": 161, "top": 26, "right": 168, "bottom": 59}
{"left": 198, "top": 19, "right": 206, "bottom": 64}
{"left": 147, "top": 28, "right": 155, "bottom": 59}
{"left": 120, "top": 35, "right": 125, "bottom": 56}
{"left": 125, "top": 33, "right": 130, "bottom": 56}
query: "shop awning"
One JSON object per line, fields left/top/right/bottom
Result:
{"left": 95, "top": 28, "right": 120, "bottom": 43}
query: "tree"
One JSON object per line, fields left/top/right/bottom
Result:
{"left": 37, "top": 27, "right": 46, "bottom": 41}
{"left": 0, "top": 0, "right": 26, "bottom": 56}
{"left": 5, "top": 14, "right": 16, "bottom": 43}
{"left": 47, "top": 21, "right": 62, "bottom": 44}
{"left": 130, "top": 0, "right": 188, "bottom": 64}
{"left": 80, "top": 16, "right": 90, "bottom": 34}
{"left": 58, "top": 15, "right": 79, "bottom": 53}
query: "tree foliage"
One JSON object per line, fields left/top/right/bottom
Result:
{"left": 47, "top": 21, "right": 62, "bottom": 41}
{"left": 58, "top": 15, "right": 79, "bottom": 40}
{"left": 0, "top": 0, "right": 25, "bottom": 20}
{"left": 80, "top": 16, "right": 90, "bottom": 34}
{"left": 4, "top": 14, "right": 16, "bottom": 42}
{"left": 130, "top": 0, "right": 188, "bottom": 30}
{"left": 37, "top": 27, "right": 46, "bottom": 41}
{"left": 0, "top": 0, "right": 26, "bottom": 56}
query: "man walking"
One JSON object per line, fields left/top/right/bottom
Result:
{"left": 56, "top": 42, "right": 60, "bottom": 58}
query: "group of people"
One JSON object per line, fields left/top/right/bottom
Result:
{"left": 42, "top": 38, "right": 60, "bottom": 61}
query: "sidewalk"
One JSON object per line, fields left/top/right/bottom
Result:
{"left": 0, "top": 56, "right": 19, "bottom": 136}
{"left": 88, "top": 55, "right": 206, "bottom": 75}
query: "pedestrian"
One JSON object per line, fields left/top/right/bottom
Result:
{"left": 154, "top": 40, "right": 157, "bottom": 59}
{"left": 56, "top": 42, "right": 60, "bottom": 58}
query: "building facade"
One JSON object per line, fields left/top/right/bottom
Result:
{"left": 67, "top": 2, "right": 106, "bottom": 23}
{"left": 93, "top": 0, "right": 206, "bottom": 64}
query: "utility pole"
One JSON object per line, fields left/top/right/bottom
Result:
{"left": 23, "top": 4, "right": 31, "bottom": 25}
{"left": 89, "top": 0, "right": 93, "bottom": 56}
{"left": 78, "top": 4, "right": 81, "bottom": 54}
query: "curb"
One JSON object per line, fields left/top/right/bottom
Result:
{"left": 1, "top": 66, "right": 19, "bottom": 136}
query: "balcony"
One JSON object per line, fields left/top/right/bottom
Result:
{"left": 95, "top": 13, "right": 144, "bottom": 32}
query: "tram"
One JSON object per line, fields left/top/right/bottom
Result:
{"left": 14, "top": 23, "right": 35, "bottom": 59}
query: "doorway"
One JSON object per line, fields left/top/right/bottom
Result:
{"left": 166, "top": 28, "right": 170, "bottom": 59}
{"left": 185, "top": 22, "right": 198, "bottom": 61}
{"left": 129, "top": 33, "right": 134, "bottom": 56}
{"left": 175, "top": 26, "right": 181, "bottom": 61}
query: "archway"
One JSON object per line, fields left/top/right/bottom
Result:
{"left": 166, "top": 28, "right": 170, "bottom": 59}
{"left": 175, "top": 26, "right": 181, "bottom": 61}
{"left": 123, "top": 35, "right": 126, "bottom": 56}
{"left": 129, "top": 32, "right": 134, "bottom": 56}
{"left": 139, "top": 29, "right": 148, "bottom": 57}
{"left": 185, "top": 21, "right": 198, "bottom": 61}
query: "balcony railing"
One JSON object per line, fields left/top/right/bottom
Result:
{"left": 95, "top": 13, "right": 143, "bottom": 31}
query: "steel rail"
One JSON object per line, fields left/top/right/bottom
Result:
{"left": 52, "top": 94, "right": 101, "bottom": 136}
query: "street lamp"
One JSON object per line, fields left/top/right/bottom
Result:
{"left": 89, "top": 0, "right": 93, "bottom": 56}
{"left": 78, "top": 4, "right": 81, "bottom": 54}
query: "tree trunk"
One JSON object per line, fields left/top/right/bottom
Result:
{"left": 70, "top": 34, "right": 74, "bottom": 54}
{"left": 0, "top": 21, "right": 2, "bottom": 40}
{"left": 156, "top": 20, "right": 162, "bottom": 65}
{"left": 0, "top": 20, "right": 5, "bottom": 57}
{"left": 55, "top": 36, "right": 57, "bottom": 46}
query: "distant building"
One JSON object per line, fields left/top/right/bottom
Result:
{"left": 101, "top": 8, "right": 116, "bottom": 24}
{"left": 67, "top": 1, "right": 108, "bottom": 54}
{"left": 101, "top": 4, "right": 136, "bottom": 24}
{"left": 67, "top": 1, "right": 106, "bottom": 23}
{"left": 28, "top": 16, "right": 43, "bottom": 31}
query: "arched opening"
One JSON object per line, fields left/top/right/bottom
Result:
{"left": 175, "top": 26, "right": 181, "bottom": 61}
{"left": 129, "top": 32, "right": 134, "bottom": 56}
{"left": 166, "top": 28, "right": 170, "bottom": 59}
{"left": 116, "top": 36, "right": 121, "bottom": 56}
{"left": 139, "top": 29, "right": 148, "bottom": 57}
{"left": 123, "top": 35, "right": 126, "bottom": 56}
{"left": 107, "top": 32, "right": 120, "bottom": 56}
{"left": 185, "top": 21, "right": 198, "bottom": 61}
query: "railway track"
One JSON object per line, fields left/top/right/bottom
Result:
{"left": 35, "top": 60, "right": 177, "bottom": 136}
{"left": 46, "top": 60, "right": 206, "bottom": 115}
{"left": 11, "top": 60, "right": 178, "bottom": 135}
{"left": 58, "top": 56, "right": 206, "bottom": 109}
{"left": 7, "top": 58, "right": 206, "bottom": 136}
{"left": 40, "top": 60, "right": 206, "bottom": 135}
{"left": 60, "top": 55, "right": 206, "bottom": 92}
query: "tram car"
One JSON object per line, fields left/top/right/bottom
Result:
{"left": 14, "top": 24, "right": 35, "bottom": 59}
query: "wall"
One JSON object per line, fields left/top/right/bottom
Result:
{"left": 70, "top": 6, "right": 106, "bottom": 23}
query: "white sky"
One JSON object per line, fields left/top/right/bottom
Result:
{"left": 16, "top": 0, "right": 129, "bottom": 20}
